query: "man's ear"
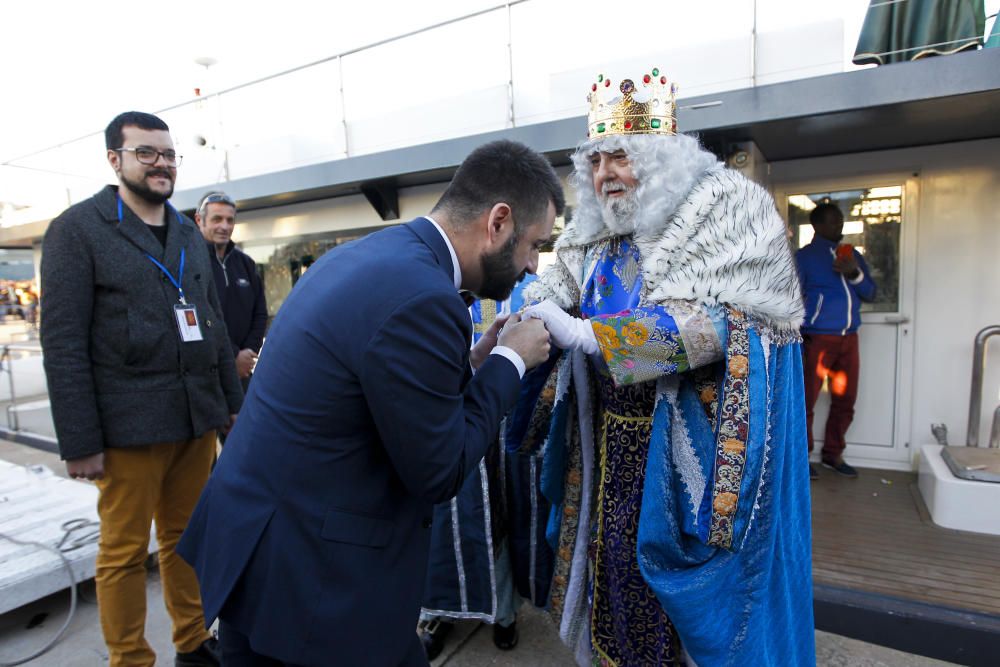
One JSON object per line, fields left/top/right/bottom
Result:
{"left": 194, "top": 213, "right": 203, "bottom": 227}
{"left": 486, "top": 202, "right": 513, "bottom": 247}
{"left": 107, "top": 149, "right": 121, "bottom": 174}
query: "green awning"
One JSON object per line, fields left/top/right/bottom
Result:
{"left": 986, "top": 13, "right": 1000, "bottom": 48}
{"left": 854, "top": 0, "right": 986, "bottom": 65}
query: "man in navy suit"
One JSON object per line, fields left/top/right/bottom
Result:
{"left": 177, "top": 140, "right": 565, "bottom": 666}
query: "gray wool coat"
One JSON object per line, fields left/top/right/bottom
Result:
{"left": 40, "top": 185, "right": 244, "bottom": 461}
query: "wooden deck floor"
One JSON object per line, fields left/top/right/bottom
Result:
{"left": 811, "top": 466, "right": 1000, "bottom": 617}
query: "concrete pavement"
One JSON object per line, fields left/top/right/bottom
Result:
{"left": 0, "top": 574, "right": 960, "bottom": 666}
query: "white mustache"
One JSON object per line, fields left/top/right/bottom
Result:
{"left": 601, "top": 182, "right": 628, "bottom": 195}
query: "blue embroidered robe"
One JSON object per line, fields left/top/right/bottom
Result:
{"left": 510, "top": 238, "right": 815, "bottom": 666}
{"left": 421, "top": 298, "right": 511, "bottom": 621}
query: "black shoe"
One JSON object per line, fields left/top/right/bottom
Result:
{"left": 418, "top": 618, "right": 454, "bottom": 661}
{"left": 492, "top": 620, "right": 518, "bottom": 650}
{"left": 809, "top": 464, "right": 818, "bottom": 481}
{"left": 175, "top": 637, "right": 221, "bottom": 667}
{"left": 822, "top": 458, "right": 858, "bottom": 478}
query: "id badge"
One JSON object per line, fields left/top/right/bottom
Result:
{"left": 174, "top": 304, "right": 204, "bottom": 342}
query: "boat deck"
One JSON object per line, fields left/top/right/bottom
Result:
{"left": 811, "top": 466, "right": 1000, "bottom": 617}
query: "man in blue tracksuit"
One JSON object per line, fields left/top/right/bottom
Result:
{"left": 797, "top": 203, "right": 877, "bottom": 479}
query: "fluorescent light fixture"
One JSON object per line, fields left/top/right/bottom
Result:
{"left": 789, "top": 194, "right": 817, "bottom": 212}
{"left": 866, "top": 186, "right": 902, "bottom": 198}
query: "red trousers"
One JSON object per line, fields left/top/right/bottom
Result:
{"left": 802, "top": 332, "right": 860, "bottom": 461}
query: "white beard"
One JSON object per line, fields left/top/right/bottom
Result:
{"left": 599, "top": 185, "right": 639, "bottom": 235}
{"left": 565, "top": 133, "right": 719, "bottom": 245}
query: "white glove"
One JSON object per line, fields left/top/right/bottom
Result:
{"left": 521, "top": 300, "right": 599, "bottom": 355}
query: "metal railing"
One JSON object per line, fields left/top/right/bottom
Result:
{"left": 992, "top": 405, "right": 1000, "bottom": 450}
{"left": 967, "top": 325, "right": 1000, "bottom": 447}
{"left": 0, "top": 0, "right": 531, "bottom": 188}
{"left": 2, "top": 1, "right": 997, "bottom": 225}
{"left": 0, "top": 342, "right": 58, "bottom": 453}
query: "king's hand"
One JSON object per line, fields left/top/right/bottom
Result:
{"left": 521, "top": 300, "right": 598, "bottom": 355}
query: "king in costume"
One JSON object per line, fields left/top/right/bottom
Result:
{"left": 510, "top": 68, "right": 816, "bottom": 666}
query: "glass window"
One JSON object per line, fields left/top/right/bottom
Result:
{"left": 787, "top": 186, "right": 902, "bottom": 313}
{"left": 241, "top": 230, "right": 367, "bottom": 323}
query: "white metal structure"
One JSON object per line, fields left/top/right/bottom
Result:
{"left": 0, "top": 460, "right": 157, "bottom": 614}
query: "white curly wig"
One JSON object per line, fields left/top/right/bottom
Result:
{"left": 567, "top": 133, "right": 719, "bottom": 242}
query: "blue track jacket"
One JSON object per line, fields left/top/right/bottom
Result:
{"left": 796, "top": 236, "right": 876, "bottom": 335}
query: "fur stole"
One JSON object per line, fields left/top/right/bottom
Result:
{"left": 524, "top": 165, "right": 804, "bottom": 333}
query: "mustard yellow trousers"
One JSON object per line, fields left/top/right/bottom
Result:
{"left": 94, "top": 431, "right": 215, "bottom": 667}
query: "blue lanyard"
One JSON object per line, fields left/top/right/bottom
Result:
{"left": 117, "top": 195, "right": 188, "bottom": 304}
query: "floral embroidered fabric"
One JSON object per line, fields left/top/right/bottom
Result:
{"left": 707, "top": 312, "right": 752, "bottom": 549}
{"left": 577, "top": 239, "right": 697, "bottom": 665}
{"left": 592, "top": 381, "right": 681, "bottom": 666}
{"left": 581, "top": 238, "right": 722, "bottom": 387}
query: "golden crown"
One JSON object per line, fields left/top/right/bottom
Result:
{"left": 587, "top": 68, "right": 678, "bottom": 139}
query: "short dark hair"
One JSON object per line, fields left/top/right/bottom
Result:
{"left": 809, "top": 202, "right": 843, "bottom": 226}
{"left": 105, "top": 111, "right": 170, "bottom": 151}
{"left": 432, "top": 140, "right": 565, "bottom": 230}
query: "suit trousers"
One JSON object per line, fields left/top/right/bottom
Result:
{"left": 94, "top": 431, "right": 216, "bottom": 667}
{"left": 802, "top": 332, "right": 860, "bottom": 461}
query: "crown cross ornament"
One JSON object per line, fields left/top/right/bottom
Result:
{"left": 587, "top": 67, "right": 678, "bottom": 138}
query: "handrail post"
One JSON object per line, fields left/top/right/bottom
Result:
{"left": 2, "top": 344, "right": 18, "bottom": 431}
{"left": 967, "top": 325, "right": 1000, "bottom": 447}
{"left": 991, "top": 405, "right": 1000, "bottom": 449}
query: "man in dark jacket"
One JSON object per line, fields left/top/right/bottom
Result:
{"left": 797, "top": 202, "right": 877, "bottom": 479}
{"left": 40, "top": 111, "right": 243, "bottom": 667}
{"left": 177, "top": 140, "right": 562, "bottom": 666}
{"left": 195, "top": 191, "right": 267, "bottom": 389}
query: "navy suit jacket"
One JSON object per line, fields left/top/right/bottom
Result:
{"left": 178, "top": 218, "right": 523, "bottom": 666}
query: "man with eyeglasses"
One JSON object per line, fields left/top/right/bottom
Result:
{"left": 195, "top": 191, "right": 267, "bottom": 396}
{"left": 40, "top": 111, "right": 242, "bottom": 667}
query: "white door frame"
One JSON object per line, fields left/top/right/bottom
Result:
{"left": 774, "top": 173, "right": 919, "bottom": 470}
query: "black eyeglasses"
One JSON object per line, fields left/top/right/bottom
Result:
{"left": 115, "top": 146, "right": 182, "bottom": 166}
